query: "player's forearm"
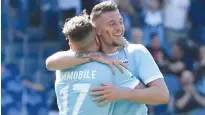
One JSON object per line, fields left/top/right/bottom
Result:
{"left": 120, "top": 81, "right": 169, "bottom": 104}
{"left": 46, "top": 51, "right": 91, "bottom": 70}
{"left": 46, "top": 56, "right": 90, "bottom": 70}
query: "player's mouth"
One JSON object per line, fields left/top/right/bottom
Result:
{"left": 114, "top": 32, "right": 123, "bottom": 37}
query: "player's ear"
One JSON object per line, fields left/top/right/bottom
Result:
{"left": 95, "top": 27, "right": 101, "bottom": 35}
{"left": 68, "top": 42, "right": 73, "bottom": 49}
{"left": 95, "top": 35, "right": 100, "bottom": 45}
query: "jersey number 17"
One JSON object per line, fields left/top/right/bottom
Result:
{"left": 59, "top": 84, "right": 91, "bottom": 115}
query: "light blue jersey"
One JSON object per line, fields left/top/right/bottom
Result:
{"left": 55, "top": 61, "right": 139, "bottom": 115}
{"left": 107, "top": 44, "right": 164, "bottom": 115}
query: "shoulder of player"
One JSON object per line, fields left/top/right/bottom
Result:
{"left": 127, "top": 44, "right": 148, "bottom": 54}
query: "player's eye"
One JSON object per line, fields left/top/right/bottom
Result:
{"left": 109, "top": 23, "right": 115, "bottom": 26}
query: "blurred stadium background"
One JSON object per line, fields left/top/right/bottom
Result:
{"left": 1, "top": 0, "right": 205, "bottom": 115}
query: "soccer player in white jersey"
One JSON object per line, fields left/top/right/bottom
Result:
{"left": 48, "top": 11, "right": 141, "bottom": 115}
{"left": 47, "top": 1, "right": 169, "bottom": 115}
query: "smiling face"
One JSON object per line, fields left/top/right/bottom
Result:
{"left": 90, "top": 1, "right": 125, "bottom": 52}
{"left": 94, "top": 10, "right": 125, "bottom": 47}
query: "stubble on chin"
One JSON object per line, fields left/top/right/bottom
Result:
{"left": 114, "top": 37, "right": 125, "bottom": 46}
{"left": 112, "top": 42, "right": 122, "bottom": 47}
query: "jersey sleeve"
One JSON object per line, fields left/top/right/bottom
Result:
{"left": 137, "top": 45, "right": 163, "bottom": 85}
{"left": 115, "top": 68, "right": 139, "bottom": 89}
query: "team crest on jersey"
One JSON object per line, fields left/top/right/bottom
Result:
{"left": 120, "top": 58, "right": 134, "bottom": 78}
{"left": 120, "top": 57, "right": 129, "bottom": 64}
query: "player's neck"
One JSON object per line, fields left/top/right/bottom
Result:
{"left": 101, "top": 44, "right": 118, "bottom": 54}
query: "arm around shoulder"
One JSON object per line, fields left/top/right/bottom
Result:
{"left": 121, "top": 78, "right": 169, "bottom": 104}
{"left": 46, "top": 51, "right": 90, "bottom": 70}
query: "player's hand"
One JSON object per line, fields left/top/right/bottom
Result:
{"left": 91, "top": 56, "right": 128, "bottom": 74}
{"left": 112, "top": 59, "right": 128, "bottom": 73}
{"left": 90, "top": 82, "right": 122, "bottom": 106}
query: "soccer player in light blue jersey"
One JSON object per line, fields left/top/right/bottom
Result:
{"left": 55, "top": 62, "right": 138, "bottom": 115}
{"left": 90, "top": 1, "right": 169, "bottom": 114}
{"left": 47, "top": 1, "right": 169, "bottom": 115}
{"left": 47, "top": 11, "right": 140, "bottom": 115}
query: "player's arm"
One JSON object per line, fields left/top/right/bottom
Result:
{"left": 91, "top": 79, "right": 167, "bottom": 105}
{"left": 91, "top": 81, "right": 146, "bottom": 106}
{"left": 46, "top": 51, "right": 91, "bottom": 70}
{"left": 91, "top": 68, "right": 146, "bottom": 106}
{"left": 46, "top": 51, "right": 127, "bottom": 73}
{"left": 91, "top": 45, "right": 169, "bottom": 104}
{"left": 118, "top": 46, "right": 169, "bottom": 104}
{"left": 120, "top": 78, "right": 169, "bottom": 104}
{"left": 135, "top": 82, "right": 146, "bottom": 89}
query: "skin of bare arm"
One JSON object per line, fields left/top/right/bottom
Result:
{"left": 46, "top": 51, "right": 128, "bottom": 74}
{"left": 46, "top": 51, "right": 91, "bottom": 71}
{"left": 120, "top": 78, "right": 169, "bottom": 104}
{"left": 91, "top": 78, "right": 169, "bottom": 105}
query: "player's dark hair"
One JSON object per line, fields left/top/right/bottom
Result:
{"left": 90, "top": 1, "right": 118, "bottom": 21}
{"left": 62, "top": 10, "right": 93, "bottom": 41}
